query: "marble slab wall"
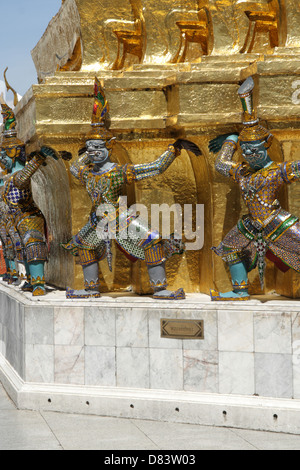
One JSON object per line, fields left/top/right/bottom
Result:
{"left": 0, "top": 291, "right": 24, "bottom": 379}
{"left": 0, "top": 289, "right": 300, "bottom": 400}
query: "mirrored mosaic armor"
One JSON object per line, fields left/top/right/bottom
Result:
{"left": 210, "top": 77, "right": 300, "bottom": 301}
{"left": 64, "top": 144, "right": 183, "bottom": 270}
{"left": 3, "top": 156, "right": 48, "bottom": 264}
{"left": 63, "top": 78, "right": 201, "bottom": 299}
{"left": 0, "top": 193, "right": 17, "bottom": 282}
{"left": 0, "top": 71, "right": 55, "bottom": 296}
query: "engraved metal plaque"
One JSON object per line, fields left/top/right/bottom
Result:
{"left": 161, "top": 319, "right": 204, "bottom": 340}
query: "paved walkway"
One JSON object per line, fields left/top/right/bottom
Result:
{"left": 1, "top": 384, "right": 300, "bottom": 450}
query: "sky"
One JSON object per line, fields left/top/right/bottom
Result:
{"left": 0, "top": 0, "right": 62, "bottom": 99}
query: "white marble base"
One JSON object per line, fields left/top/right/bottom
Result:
{"left": 1, "top": 281, "right": 300, "bottom": 434}
{"left": 1, "top": 353, "right": 300, "bottom": 435}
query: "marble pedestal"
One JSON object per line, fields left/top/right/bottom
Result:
{"left": 1, "top": 281, "right": 300, "bottom": 434}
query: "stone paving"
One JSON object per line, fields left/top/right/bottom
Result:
{"left": 1, "top": 383, "right": 300, "bottom": 451}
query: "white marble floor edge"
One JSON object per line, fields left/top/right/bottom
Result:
{"left": 2, "top": 383, "right": 300, "bottom": 450}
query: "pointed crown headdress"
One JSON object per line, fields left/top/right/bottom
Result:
{"left": 0, "top": 68, "right": 24, "bottom": 149}
{"left": 87, "top": 78, "right": 114, "bottom": 143}
{"left": 238, "top": 77, "right": 273, "bottom": 149}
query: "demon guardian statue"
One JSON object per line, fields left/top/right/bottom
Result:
{"left": 0, "top": 74, "right": 58, "bottom": 296}
{"left": 210, "top": 77, "right": 300, "bottom": 301}
{"left": 63, "top": 79, "right": 201, "bottom": 300}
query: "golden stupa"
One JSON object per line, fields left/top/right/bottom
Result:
{"left": 13, "top": 0, "right": 300, "bottom": 297}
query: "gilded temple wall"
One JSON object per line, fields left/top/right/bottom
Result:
{"left": 12, "top": 0, "right": 300, "bottom": 296}
{"left": 32, "top": 0, "right": 300, "bottom": 77}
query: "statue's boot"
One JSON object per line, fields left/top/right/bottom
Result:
{"left": 29, "top": 261, "right": 46, "bottom": 297}
{"left": 210, "top": 262, "right": 250, "bottom": 301}
{"left": 20, "top": 262, "right": 34, "bottom": 292}
{"left": 7, "top": 261, "right": 19, "bottom": 285}
{"left": 66, "top": 262, "right": 101, "bottom": 299}
{"left": 22, "top": 281, "right": 33, "bottom": 292}
{"left": 2, "top": 273, "right": 11, "bottom": 282}
{"left": 11, "top": 277, "right": 22, "bottom": 287}
{"left": 147, "top": 262, "right": 185, "bottom": 300}
{"left": 8, "top": 274, "right": 19, "bottom": 285}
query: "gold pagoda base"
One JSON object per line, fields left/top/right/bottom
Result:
{"left": 1, "top": 282, "right": 300, "bottom": 434}
{"left": 10, "top": 0, "right": 300, "bottom": 298}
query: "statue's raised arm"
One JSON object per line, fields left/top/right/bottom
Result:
{"left": 132, "top": 139, "right": 201, "bottom": 181}
{"left": 210, "top": 134, "right": 239, "bottom": 178}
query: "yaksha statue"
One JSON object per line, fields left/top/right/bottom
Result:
{"left": 210, "top": 76, "right": 300, "bottom": 301}
{"left": 0, "top": 161, "right": 20, "bottom": 284}
{"left": 63, "top": 79, "right": 201, "bottom": 300}
{"left": 0, "top": 77, "right": 58, "bottom": 296}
